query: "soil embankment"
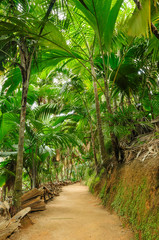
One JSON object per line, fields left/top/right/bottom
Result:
{"left": 87, "top": 155, "right": 159, "bottom": 240}
{"left": 10, "top": 183, "right": 133, "bottom": 240}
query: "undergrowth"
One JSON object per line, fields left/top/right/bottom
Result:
{"left": 111, "top": 178, "right": 159, "bottom": 240}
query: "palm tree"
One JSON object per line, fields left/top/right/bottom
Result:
{"left": 0, "top": 0, "right": 70, "bottom": 210}
{"left": 61, "top": 0, "right": 124, "bottom": 163}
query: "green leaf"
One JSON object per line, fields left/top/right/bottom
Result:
{"left": 0, "top": 175, "right": 6, "bottom": 187}
{"left": 104, "top": 0, "right": 123, "bottom": 50}
{"left": 0, "top": 112, "right": 19, "bottom": 142}
{"left": 71, "top": 0, "right": 123, "bottom": 51}
{"left": 2, "top": 67, "right": 22, "bottom": 94}
{"left": 128, "top": 0, "right": 151, "bottom": 37}
{"left": 40, "top": 22, "right": 70, "bottom": 51}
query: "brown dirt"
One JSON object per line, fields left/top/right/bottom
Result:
{"left": 9, "top": 183, "right": 134, "bottom": 240}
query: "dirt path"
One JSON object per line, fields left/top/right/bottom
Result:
{"left": 10, "top": 183, "right": 134, "bottom": 240}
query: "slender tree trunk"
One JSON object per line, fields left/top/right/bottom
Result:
{"left": 91, "top": 62, "right": 108, "bottom": 165}
{"left": 32, "top": 148, "right": 36, "bottom": 189}
{"left": 127, "top": 96, "right": 132, "bottom": 106}
{"left": 34, "top": 144, "right": 39, "bottom": 188}
{"left": 97, "top": 42, "right": 123, "bottom": 163}
{"left": 120, "top": 96, "right": 124, "bottom": 111}
{"left": 2, "top": 186, "right": 6, "bottom": 201}
{"left": 69, "top": 158, "right": 73, "bottom": 180}
{"left": 90, "top": 123, "right": 98, "bottom": 168}
{"left": 61, "top": 167, "right": 64, "bottom": 181}
{"left": 113, "top": 98, "right": 117, "bottom": 112}
{"left": 66, "top": 148, "right": 70, "bottom": 179}
{"left": 56, "top": 171, "right": 59, "bottom": 182}
{"left": 64, "top": 158, "right": 67, "bottom": 179}
{"left": 60, "top": 155, "right": 64, "bottom": 181}
{"left": 66, "top": 157, "right": 69, "bottom": 180}
{"left": 103, "top": 75, "right": 122, "bottom": 162}
{"left": 0, "top": 188, "right": 3, "bottom": 201}
{"left": 12, "top": 2, "right": 57, "bottom": 211}
{"left": 148, "top": 93, "right": 154, "bottom": 120}
{"left": 72, "top": 159, "right": 77, "bottom": 180}
{"left": 78, "top": 92, "right": 98, "bottom": 168}
{"left": 12, "top": 40, "right": 31, "bottom": 211}
{"left": 32, "top": 162, "right": 36, "bottom": 188}
{"left": 13, "top": 77, "right": 29, "bottom": 210}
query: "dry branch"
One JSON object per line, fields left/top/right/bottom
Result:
{"left": 0, "top": 207, "right": 31, "bottom": 240}
{"left": 21, "top": 188, "right": 45, "bottom": 212}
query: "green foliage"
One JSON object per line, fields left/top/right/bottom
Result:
{"left": 0, "top": 158, "right": 15, "bottom": 188}
{"left": 84, "top": 167, "right": 94, "bottom": 181}
{"left": 85, "top": 167, "right": 105, "bottom": 193}
{"left": 105, "top": 105, "right": 153, "bottom": 140}
{"left": 71, "top": 0, "right": 123, "bottom": 50}
{"left": 112, "top": 179, "right": 159, "bottom": 240}
{"left": 99, "top": 181, "right": 107, "bottom": 200}
{"left": 0, "top": 175, "right": 7, "bottom": 187}
{"left": 127, "top": 0, "right": 151, "bottom": 38}
{"left": 88, "top": 172, "right": 99, "bottom": 193}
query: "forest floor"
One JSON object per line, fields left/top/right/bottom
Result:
{"left": 9, "top": 183, "right": 134, "bottom": 240}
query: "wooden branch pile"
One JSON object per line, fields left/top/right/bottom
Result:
{"left": 0, "top": 203, "right": 31, "bottom": 240}
{"left": 44, "top": 180, "right": 74, "bottom": 197}
{"left": 21, "top": 188, "right": 46, "bottom": 212}
{"left": 39, "top": 186, "right": 54, "bottom": 202}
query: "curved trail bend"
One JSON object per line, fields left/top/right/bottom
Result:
{"left": 11, "top": 183, "right": 133, "bottom": 240}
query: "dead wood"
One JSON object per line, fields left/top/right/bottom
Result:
{"left": 123, "top": 132, "right": 159, "bottom": 163}
{"left": 0, "top": 207, "right": 31, "bottom": 240}
{"left": 21, "top": 189, "right": 46, "bottom": 212}
{"left": 21, "top": 188, "right": 41, "bottom": 203}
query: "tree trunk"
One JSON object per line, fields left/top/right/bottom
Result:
{"left": 32, "top": 149, "right": 36, "bottom": 189}
{"left": 13, "top": 40, "right": 31, "bottom": 211}
{"left": 90, "top": 123, "right": 98, "bottom": 168}
{"left": 34, "top": 144, "right": 39, "bottom": 188}
{"left": 66, "top": 157, "right": 69, "bottom": 180}
{"left": 2, "top": 186, "right": 6, "bottom": 201}
{"left": 148, "top": 93, "right": 154, "bottom": 120}
{"left": 56, "top": 171, "right": 59, "bottom": 182}
{"left": 78, "top": 92, "right": 98, "bottom": 169}
{"left": 13, "top": 75, "right": 29, "bottom": 210}
{"left": 113, "top": 98, "right": 117, "bottom": 112}
{"left": 60, "top": 155, "right": 64, "bottom": 181}
{"left": 61, "top": 167, "right": 64, "bottom": 181}
{"left": 127, "top": 96, "right": 132, "bottom": 106}
{"left": 12, "top": 1, "right": 57, "bottom": 211}
{"left": 91, "top": 62, "right": 108, "bottom": 165}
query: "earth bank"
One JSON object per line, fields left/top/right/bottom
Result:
{"left": 86, "top": 155, "right": 159, "bottom": 240}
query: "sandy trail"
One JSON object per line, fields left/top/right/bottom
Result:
{"left": 10, "top": 183, "right": 133, "bottom": 240}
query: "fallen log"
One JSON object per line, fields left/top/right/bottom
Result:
{"left": 0, "top": 207, "right": 31, "bottom": 240}
{"left": 22, "top": 196, "right": 45, "bottom": 211}
{"left": 29, "top": 201, "right": 46, "bottom": 212}
{"left": 43, "top": 186, "right": 54, "bottom": 202}
{"left": 43, "top": 186, "right": 53, "bottom": 196}
{"left": 21, "top": 189, "right": 46, "bottom": 212}
{"left": 21, "top": 188, "right": 41, "bottom": 203}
